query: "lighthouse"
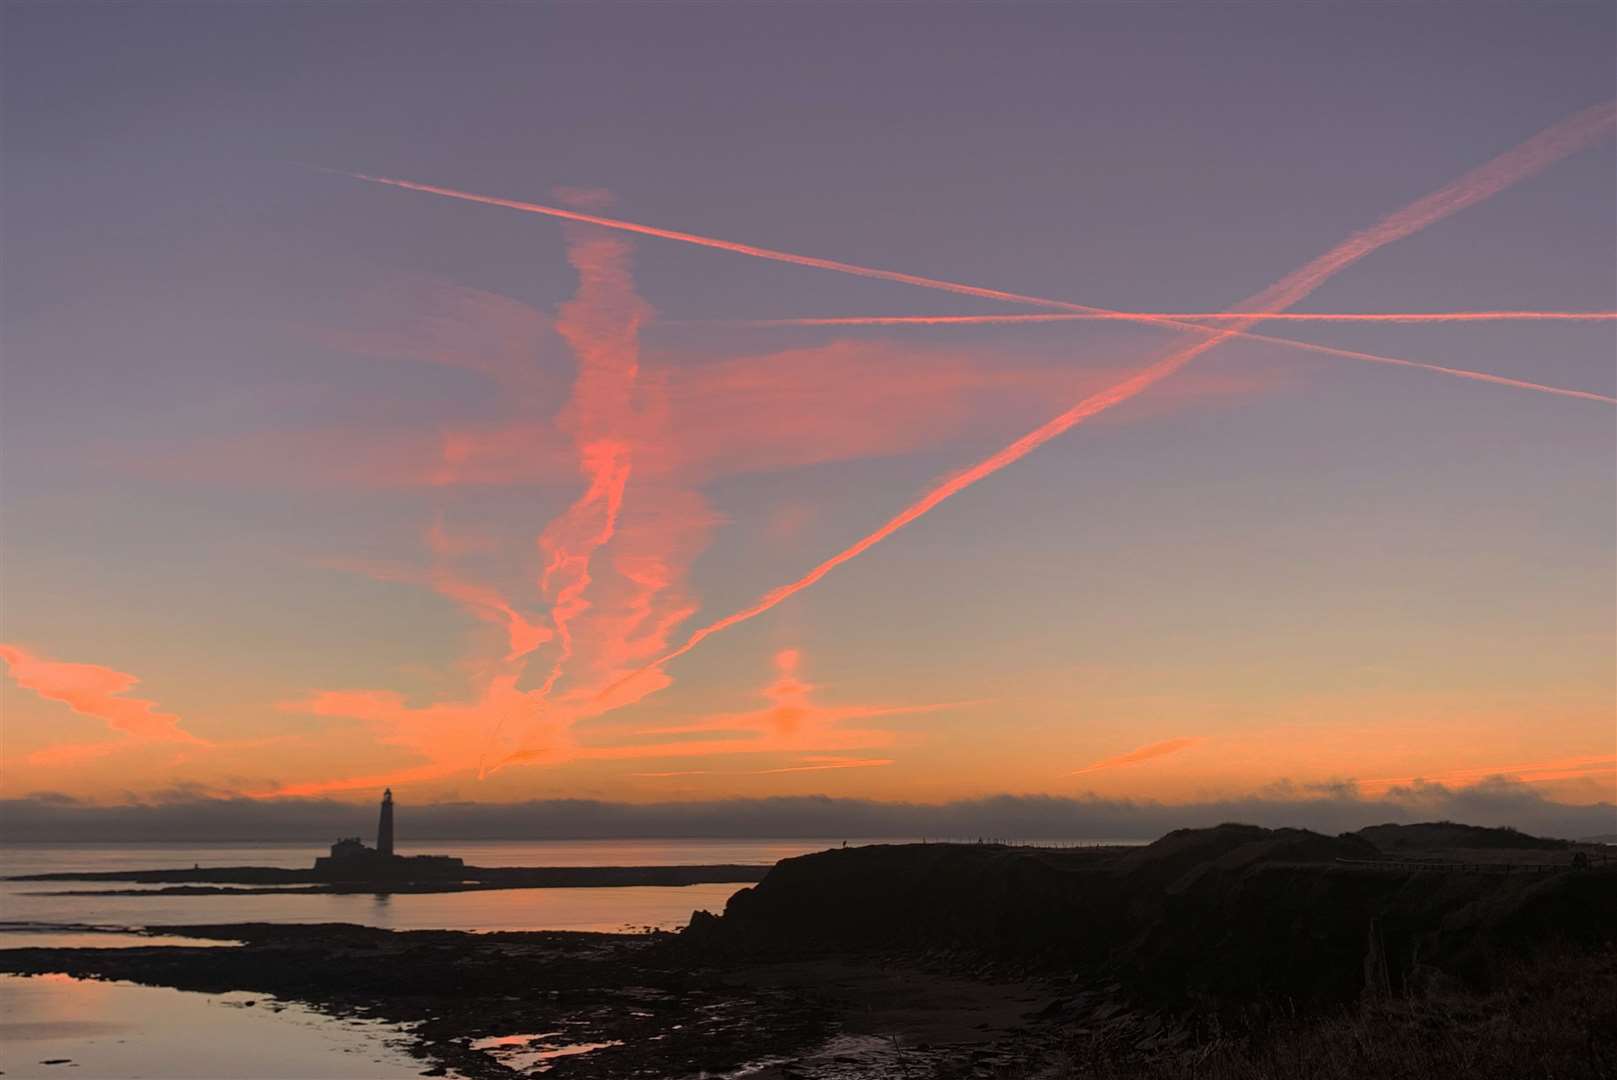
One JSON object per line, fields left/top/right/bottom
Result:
{"left": 312, "top": 789, "right": 461, "bottom": 880}
{"left": 377, "top": 788, "right": 395, "bottom": 855}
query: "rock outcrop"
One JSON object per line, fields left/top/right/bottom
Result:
{"left": 684, "top": 824, "right": 1616, "bottom": 1012}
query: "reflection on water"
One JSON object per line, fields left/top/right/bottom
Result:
{"left": 0, "top": 974, "right": 436, "bottom": 1079}
{"left": 0, "top": 930, "right": 240, "bottom": 949}
{"left": 470, "top": 1031, "right": 624, "bottom": 1072}
{"left": 471, "top": 1031, "right": 562, "bottom": 1048}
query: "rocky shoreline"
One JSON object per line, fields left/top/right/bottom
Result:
{"left": 0, "top": 921, "right": 1058, "bottom": 1078}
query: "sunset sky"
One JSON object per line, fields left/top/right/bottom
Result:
{"left": 3, "top": 4, "right": 1613, "bottom": 811}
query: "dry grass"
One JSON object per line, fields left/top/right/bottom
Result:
{"left": 1037, "top": 946, "right": 1616, "bottom": 1080}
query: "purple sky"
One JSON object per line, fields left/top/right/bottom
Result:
{"left": 2, "top": 3, "right": 1613, "bottom": 807}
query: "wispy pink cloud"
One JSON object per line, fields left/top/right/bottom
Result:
{"left": 259, "top": 209, "right": 713, "bottom": 793}
{"left": 317, "top": 278, "right": 566, "bottom": 397}
{"left": 233, "top": 105, "right": 1615, "bottom": 798}
{"left": 1, "top": 643, "right": 209, "bottom": 765}
{"left": 1070, "top": 737, "right": 1202, "bottom": 776}
{"left": 265, "top": 644, "right": 954, "bottom": 795}
{"left": 612, "top": 102, "right": 1617, "bottom": 691}
{"left": 631, "top": 755, "right": 894, "bottom": 777}
{"left": 263, "top": 672, "right": 571, "bottom": 797}
{"left": 138, "top": 338, "right": 1286, "bottom": 495}
{"left": 752, "top": 755, "right": 895, "bottom": 774}
{"left": 594, "top": 647, "right": 966, "bottom": 763}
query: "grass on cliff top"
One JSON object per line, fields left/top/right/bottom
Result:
{"left": 1043, "top": 946, "right": 1616, "bottom": 1080}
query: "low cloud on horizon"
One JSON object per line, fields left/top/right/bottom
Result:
{"left": 4, "top": 777, "right": 1612, "bottom": 844}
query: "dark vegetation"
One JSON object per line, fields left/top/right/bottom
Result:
{"left": 1031, "top": 947, "right": 1616, "bottom": 1079}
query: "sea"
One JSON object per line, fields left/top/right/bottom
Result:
{"left": 0, "top": 838, "right": 1137, "bottom": 1078}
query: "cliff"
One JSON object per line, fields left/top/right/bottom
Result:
{"left": 684, "top": 824, "right": 1616, "bottom": 1011}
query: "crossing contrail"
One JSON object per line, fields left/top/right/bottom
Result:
{"left": 332, "top": 99, "right": 1615, "bottom": 394}
{"left": 732, "top": 310, "right": 1617, "bottom": 326}
{"left": 594, "top": 102, "right": 1616, "bottom": 687}
{"left": 341, "top": 176, "right": 1617, "bottom": 404}
{"left": 717, "top": 313, "right": 1616, "bottom": 404}
{"left": 1219, "top": 336, "right": 1614, "bottom": 404}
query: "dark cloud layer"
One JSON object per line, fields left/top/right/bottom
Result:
{"left": 3, "top": 779, "right": 1612, "bottom": 844}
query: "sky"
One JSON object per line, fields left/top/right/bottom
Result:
{"left": 2, "top": 4, "right": 1614, "bottom": 815}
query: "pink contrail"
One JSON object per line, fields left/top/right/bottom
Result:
{"left": 1071, "top": 737, "right": 1202, "bottom": 775}
{"left": 735, "top": 310, "right": 1617, "bottom": 326}
{"left": 334, "top": 168, "right": 1162, "bottom": 315}
{"left": 725, "top": 314, "right": 1614, "bottom": 404}
{"left": 601, "top": 103, "right": 1616, "bottom": 687}
{"left": 335, "top": 102, "right": 1613, "bottom": 387}
{"left": 1234, "top": 336, "right": 1614, "bottom": 404}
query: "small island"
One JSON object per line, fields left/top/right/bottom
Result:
{"left": 310, "top": 788, "right": 466, "bottom": 881}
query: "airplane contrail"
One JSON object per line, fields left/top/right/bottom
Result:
{"left": 732, "top": 310, "right": 1617, "bottom": 326}
{"left": 717, "top": 313, "right": 1616, "bottom": 404}
{"left": 332, "top": 99, "right": 1614, "bottom": 392}
{"left": 1223, "top": 336, "right": 1614, "bottom": 404}
{"left": 597, "top": 102, "right": 1616, "bottom": 686}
